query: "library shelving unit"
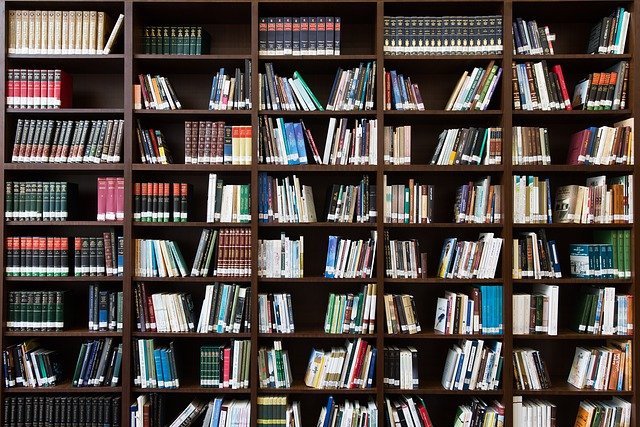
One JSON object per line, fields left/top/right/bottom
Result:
{"left": 0, "top": 0, "right": 637, "bottom": 426}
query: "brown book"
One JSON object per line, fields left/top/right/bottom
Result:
{"left": 184, "top": 121, "right": 193, "bottom": 164}
{"left": 215, "top": 121, "right": 225, "bottom": 164}
{"left": 8, "top": 10, "right": 17, "bottom": 54}
{"left": 197, "top": 121, "right": 206, "bottom": 163}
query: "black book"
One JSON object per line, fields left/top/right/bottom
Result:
{"left": 259, "top": 18, "right": 268, "bottom": 55}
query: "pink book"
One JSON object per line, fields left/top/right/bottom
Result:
{"left": 567, "top": 129, "right": 591, "bottom": 165}
{"left": 105, "top": 177, "right": 116, "bottom": 220}
{"left": 96, "top": 177, "right": 107, "bottom": 221}
{"left": 222, "top": 347, "right": 232, "bottom": 388}
{"left": 116, "top": 177, "right": 125, "bottom": 221}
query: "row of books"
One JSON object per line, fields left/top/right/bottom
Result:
{"left": 574, "top": 287, "right": 634, "bottom": 336}
{"left": 587, "top": 8, "right": 631, "bottom": 55}
{"left": 258, "top": 396, "right": 301, "bottom": 427}
{"left": 134, "top": 285, "right": 196, "bottom": 333}
{"left": 383, "top": 178, "right": 433, "bottom": 224}
{"left": 259, "top": 117, "right": 317, "bottom": 165}
{"left": 384, "top": 346, "right": 418, "bottom": 389}
{"left": 135, "top": 74, "right": 182, "bottom": 110}
{"left": 435, "top": 285, "right": 504, "bottom": 335}
{"left": 133, "top": 182, "right": 188, "bottom": 222}
{"left": 324, "top": 232, "right": 378, "bottom": 279}
{"left": 259, "top": 17, "right": 342, "bottom": 56}
{"left": 442, "top": 339, "right": 503, "bottom": 391}
{"left": 133, "top": 339, "right": 179, "bottom": 389}
{"left": 4, "top": 396, "right": 121, "bottom": 427}
{"left": 327, "top": 177, "right": 376, "bottom": 223}
{"left": 304, "top": 338, "right": 376, "bottom": 389}
{"left": 4, "top": 181, "right": 70, "bottom": 221}
{"left": 7, "top": 290, "right": 64, "bottom": 331}
{"left": 208, "top": 64, "right": 252, "bottom": 111}
{"left": 320, "top": 117, "right": 378, "bottom": 165}
{"left": 324, "top": 284, "right": 377, "bottom": 335}
{"left": 7, "top": 10, "right": 123, "bottom": 55}
{"left": 134, "top": 238, "right": 188, "bottom": 278}
{"left": 570, "top": 232, "right": 631, "bottom": 279}
{"left": 384, "top": 293, "right": 421, "bottom": 334}
{"left": 573, "top": 62, "right": 629, "bottom": 111}
{"left": 206, "top": 175, "right": 251, "bottom": 223}
{"left": 385, "top": 238, "right": 425, "bottom": 277}
{"left": 258, "top": 340, "right": 292, "bottom": 389}
{"left": 88, "top": 285, "right": 123, "bottom": 332}
{"left": 318, "top": 398, "right": 377, "bottom": 427}
{"left": 431, "top": 127, "right": 502, "bottom": 166}
{"left": 437, "top": 233, "right": 503, "bottom": 279}
{"left": 5, "top": 236, "right": 69, "bottom": 277}
{"left": 454, "top": 176, "right": 502, "bottom": 224}
{"left": 259, "top": 293, "right": 294, "bottom": 334}
{"left": 259, "top": 64, "right": 322, "bottom": 111}
{"left": 568, "top": 122, "right": 634, "bottom": 166}
{"left": 512, "top": 18, "right": 555, "bottom": 55}
{"left": 556, "top": 176, "right": 633, "bottom": 224}
{"left": 384, "top": 125, "right": 411, "bottom": 165}
{"left": 512, "top": 175, "right": 551, "bottom": 224}
{"left": 258, "top": 173, "right": 316, "bottom": 223}
{"left": 383, "top": 70, "right": 424, "bottom": 111}
{"left": 512, "top": 62, "right": 570, "bottom": 111}
{"left": 568, "top": 341, "right": 632, "bottom": 391}
{"left": 327, "top": 63, "right": 376, "bottom": 111}
{"left": 7, "top": 69, "right": 72, "bottom": 109}
{"left": 454, "top": 399, "right": 504, "bottom": 427}
{"left": 184, "top": 121, "right": 252, "bottom": 165}
{"left": 512, "top": 230, "right": 562, "bottom": 279}
{"left": 445, "top": 63, "right": 502, "bottom": 111}
{"left": 200, "top": 341, "right": 251, "bottom": 389}
{"left": 72, "top": 338, "right": 122, "bottom": 388}
{"left": 74, "top": 233, "right": 123, "bottom": 277}
{"left": 383, "top": 15, "right": 504, "bottom": 55}
{"left": 258, "top": 234, "right": 304, "bottom": 278}
{"left": 141, "top": 26, "right": 210, "bottom": 55}
{"left": 97, "top": 177, "right": 125, "bottom": 222}
{"left": 512, "top": 284, "right": 559, "bottom": 336}
{"left": 385, "top": 396, "right": 432, "bottom": 427}
{"left": 513, "top": 397, "right": 631, "bottom": 427}
{"left": 194, "top": 229, "right": 251, "bottom": 278}
{"left": 135, "top": 122, "right": 172, "bottom": 165}
{"left": 198, "top": 283, "right": 251, "bottom": 334}
{"left": 11, "top": 119, "right": 124, "bottom": 164}
{"left": 512, "top": 126, "right": 551, "bottom": 165}
{"left": 513, "top": 348, "right": 551, "bottom": 390}
{"left": 3, "top": 341, "right": 59, "bottom": 388}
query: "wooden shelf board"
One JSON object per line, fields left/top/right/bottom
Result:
{"left": 132, "top": 164, "right": 251, "bottom": 172}
{"left": 132, "top": 331, "right": 251, "bottom": 338}
{"left": 133, "top": 221, "right": 251, "bottom": 228}
{"left": 4, "top": 163, "right": 124, "bottom": 171}
{"left": 4, "top": 383, "right": 122, "bottom": 394}
{"left": 133, "top": 276, "right": 251, "bottom": 283}
{"left": 5, "top": 276, "right": 123, "bottom": 282}
{"left": 6, "top": 220, "right": 124, "bottom": 227}
{"left": 4, "top": 329, "right": 122, "bottom": 337}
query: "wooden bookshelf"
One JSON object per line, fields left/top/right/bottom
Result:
{"left": 0, "top": 0, "right": 637, "bottom": 426}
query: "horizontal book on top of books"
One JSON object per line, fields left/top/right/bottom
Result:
{"left": 445, "top": 62, "right": 502, "bottom": 111}
{"left": 134, "top": 74, "right": 181, "bottom": 110}
{"left": 435, "top": 285, "right": 503, "bottom": 335}
{"left": 258, "top": 340, "right": 291, "bottom": 389}
{"left": 512, "top": 230, "right": 562, "bottom": 279}
{"left": 258, "top": 173, "right": 316, "bottom": 223}
{"left": 513, "top": 348, "right": 551, "bottom": 390}
{"left": 72, "top": 338, "right": 122, "bottom": 388}
{"left": 567, "top": 121, "right": 634, "bottom": 166}
{"left": 5, "top": 181, "right": 72, "bottom": 221}
{"left": 304, "top": 338, "right": 376, "bottom": 389}
{"left": 384, "top": 396, "right": 433, "bottom": 427}
{"left": 431, "top": 127, "right": 502, "bottom": 166}
{"left": 134, "top": 182, "right": 188, "bottom": 223}
{"left": 318, "top": 398, "right": 377, "bottom": 427}
{"left": 572, "top": 286, "right": 633, "bottom": 336}
{"left": 325, "top": 284, "right": 376, "bottom": 335}
{"left": 383, "top": 15, "right": 504, "bottom": 55}
{"left": 3, "top": 341, "right": 60, "bottom": 388}
{"left": 259, "top": 17, "right": 341, "bottom": 56}
{"left": 259, "top": 293, "right": 294, "bottom": 334}
{"left": 208, "top": 63, "right": 252, "bottom": 111}
{"left": 325, "top": 231, "right": 377, "bottom": 279}
{"left": 201, "top": 340, "right": 251, "bottom": 389}
{"left": 133, "top": 339, "right": 179, "bottom": 389}
{"left": 258, "top": 233, "right": 304, "bottom": 278}
{"left": 587, "top": 8, "right": 631, "bottom": 55}
{"left": 7, "top": 69, "right": 72, "bottom": 109}
{"left": 512, "top": 18, "right": 556, "bottom": 55}
{"left": 7, "top": 10, "right": 124, "bottom": 55}
{"left": 11, "top": 119, "right": 124, "bottom": 164}
{"left": 5, "top": 396, "right": 120, "bottom": 427}
{"left": 142, "top": 26, "right": 210, "bottom": 55}
{"left": 437, "top": 233, "right": 503, "bottom": 279}
{"left": 7, "top": 290, "right": 64, "bottom": 332}
{"left": 441, "top": 339, "right": 502, "bottom": 391}
{"left": 512, "top": 284, "right": 559, "bottom": 335}
{"left": 567, "top": 340, "right": 632, "bottom": 391}
{"left": 184, "top": 121, "right": 252, "bottom": 165}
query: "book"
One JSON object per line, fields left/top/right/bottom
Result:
{"left": 133, "top": 339, "right": 179, "bottom": 389}
{"left": 206, "top": 174, "right": 251, "bottom": 223}
{"left": 189, "top": 228, "right": 252, "bottom": 278}
{"left": 586, "top": 8, "right": 631, "bottom": 54}
{"left": 134, "top": 283, "right": 195, "bottom": 333}
{"left": 5, "top": 181, "right": 74, "bottom": 221}
{"left": 5, "top": 236, "right": 70, "bottom": 277}
{"left": 567, "top": 124, "right": 634, "bottom": 165}
{"left": 135, "top": 121, "right": 173, "bottom": 164}
{"left": 324, "top": 231, "right": 377, "bottom": 279}
{"left": 431, "top": 127, "right": 502, "bottom": 166}
{"left": 445, "top": 63, "right": 502, "bottom": 111}
{"left": 316, "top": 398, "right": 377, "bottom": 427}
{"left": 384, "top": 125, "right": 412, "bottom": 165}
{"left": 197, "top": 283, "right": 251, "bottom": 334}
{"left": 319, "top": 117, "right": 378, "bottom": 165}
{"left": 384, "top": 347, "right": 419, "bottom": 389}
{"left": 569, "top": 233, "right": 630, "bottom": 279}
{"left": 7, "top": 290, "right": 64, "bottom": 331}
{"left": 383, "top": 15, "right": 503, "bottom": 55}
{"left": 257, "top": 340, "right": 292, "bottom": 388}
{"left": 6, "top": 69, "right": 72, "bottom": 109}
{"left": 512, "top": 230, "right": 562, "bottom": 279}
{"left": 261, "top": 16, "right": 341, "bottom": 56}
{"left": 324, "top": 284, "right": 376, "bottom": 334}
{"left": 513, "top": 348, "right": 551, "bottom": 390}
{"left": 259, "top": 293, "right": 294, "bottom": 334}
{"left": 259, "top": 63, "right": 323, "bottom": 111}
{"left": 134, "top": 238, "right": 188, "bottom": 278}
{"left": 436, "top": 233, "right": 503, "bottom": 279}
{"left": 258, "top": 117, "right": 326, "bottom": 165}
{"left": 135, "top": 74, "right": 182, "bottom": 110}
{"left": 571, "top": 286, "right": 633, "bottom": 335}
{"left": 513, "top": 175, "right": 552, "bottom": 224}
{"left": 512, "top": 126, "right": 551, "bottom": 165}
{"left": 71, "top": 338, "right": 122, "bottom": 387}
{"left": 512, "top": 18, "right": 556, "bottom": 55}
{"left": 441, "top": 340, "right": 502, "bottom": 390}
{"left": 10, "top": 119, "right": 124, "bottom": 164}
{"left": 304, "top": 338, "right": 376, "bottom": 389}
{"left": 2, "top": 340, "right": 61, "bottom": 388}
{"left": 5, "top": 396, "right": 120, "bottom": 427}
{"left": 383, "top": 176, "right": 433, "bottom": 224}
{"left": 383, "top": 68, "right": 424, "bottom": 111}
{"left": 88, "top": 285, "right": 123, "bottom": 332}
{"left": 327, "top": 62, "right": 377, "bottom": 111}
{"left": 134, "top": 182, "right": 188, "bottom": 223}
{"left": 567, "top": 341, "right": 632, "bottom": 391}
{"left": 258, "top": 173, "right": 316, "bottom": 223}
{"left": 384, "top": 293, "right": 421, "bottom": 335}
{"left": 201, "top": 340, "right": 251, "bottom": 389}
{"left": 142, "top": 25, "right": 210, "bottom": 55}
{"left": 454, "top": 176, "right": 502, "bottom": 224}
{"left": 436, "top": 285, "right": 503, "bottom": 335}
{"left": 258, "top": 233, "right": 304, "bottom": 278}
{"left": 512, "top": 397, "right": 557, "bottom": 427}
{"left": 512, "top": 284, "right": 559, "bottom": 335}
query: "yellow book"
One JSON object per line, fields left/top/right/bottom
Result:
{"left": 8, "top": 10, "right": 17, "bottom": 54}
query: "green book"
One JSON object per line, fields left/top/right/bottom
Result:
{"left": 162, "top": 27, "right": 170, "bottom": 54}
{"left": 293, "top": 71, "right": 325, "bottom": 111}
{"left": 55, "top": 291, "right": 64, "bottom": 330}
{"left": 72, "top": 343, "right": 88, "bottom": 386}
{"left": 33, "top": 291, "right": 42, "bottom": 330}
{"left": 117, "top": 292, "right": 124, "bottom": 331}
{"left": 324, "top": 293, "right": 335, "bottom": 332}
{"left": 622, "top": 230, "right": 630, "bottom": 278}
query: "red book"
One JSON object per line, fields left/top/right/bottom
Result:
{"left": 97, "top": 177, "right": 108, "bottom": 221}
{"left": 106, "top": 177, "right": 116, "bottom": 221}
{"left": 33, "top": 70, "right": 41, "bottom": 108}
{"left": 222, "top": 347, "right": 232, "bottom": 388}
{"left": 116, "top": 177, "right": 125, "bottom": 221}
{"left": 567, "top": 129, "right": 591, "bottom": 165}
{"left": 26, "top": 70, "right": 34, "bottom": 108}
{"left": 385, "top": 71, "right": 391, "bottom": 110}
{"left": 148, "top": 128, "right": 160, "bottom": 161}
{"left": 7, "top": 69, "right": 14, "bottom": 108}
{"left": 20, "top": 69, "right": 28, "bottom": 108}
{"left": 146, "top": 295, "right": 157, "bottom": 332}
{"left": 53, "top": 70, "right": 73, "bottom": 108}
{"left": 47, "top": 70, "right": 55, "bottom": 109}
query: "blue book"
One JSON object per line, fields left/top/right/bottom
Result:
{"left": 214, "top": 68, "right": 225, "bottom": 107}
{"left": 88, "top": 284, "right": 95, "bottom": 330}
{"left": 584, "top": 127, "right": 598, "bottom": 164}
{"left": 548, "top": 240, "right": 561, "bottom": 277}
{"left": 217, "top": 285, "right": 230, "bottom": 332}
{"left": 324, "top": 236, "right": 339, "bottom": 278}
{"left": 161, "top": 349, "right": 173, "bottom": 388}
{"left": 208, "top": 74, "right": 219, "bottom": 109}
{"left": 284, "top": 122, "right": 300, "bottom": 164}
{"left": 211, "top": 397, "right": 223, "bottom": 427}
{"left": 292, "top": 122, "right": 308, "bottom": 164}
{"left": 590, "top": 245, "right": 600, "bottom": 278}
{"left": 322, "top": 396, "right": 335, "bottom": 427}
{"left": 154, "top": 348, "right": 164, "bottom": 388}
{"left": 389, "top": 70, "right": 402, "bottom": 110}
{"left": 359, "top": 63, "right": 370, "bottom": 109}
{"left": 366, "top": 347, "right": 376, "bottom": 387}
{"left": 398, "top": 74, "right": 409, "bottom": 108}
{"left": 452, "top": 349, "right": 466, "bottom": 389}
{"left": 82, "top": 341, "right": 99, "bottom": 386}
{"left": 498, "top": 286, "right": 503, "bottom": 334}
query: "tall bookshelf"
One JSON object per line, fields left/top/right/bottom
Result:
{"left": 0, "top": 0, "right": 637, "bottom": 426}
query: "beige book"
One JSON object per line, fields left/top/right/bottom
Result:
{"left": 47, "top": 11, "right": 56, "bottom": 53}
{"left": 82, "top": 11, "right": 90, "bottom": 54}
{"left": 75, "top": 12, "right": 83, "bottom": 54}
{"left": 54, "top": 11, "right": 62, "bottom": 54}
{"left": 20, "top": 10, "right": 29, "bottom": 54}
{"left": 89, "top": 11, "right": 98, "bottom": 54}
{"left": 61, "top": 11, "right": 69, "bottom": 54}
{"left": 8, "top": 10, "right": 17, "bottom": 54}
{"left": 103, "top": 13, "right": 124, "bottom": 54}
{"left": 96, "top": 12, "right": 107, "bottom": 52}
{"left": 34, "top": 11, "right": 42, "bottom": 54}
{"left": 68, "top": 11, "right": 76, "bottom": 54}
{"left": 40, "top": 10, "right": 48, "bottom": 54}
{"left": 28, "top": 10, "right": 36, "bottom": 54}
{"left": 445, "top": 71, "right": 468, "bottom": 111}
